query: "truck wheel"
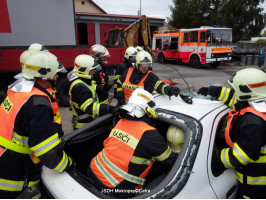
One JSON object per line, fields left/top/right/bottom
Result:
{"left": 56, "top": 77, "right": 71, "bottom": 107}
{"left": 210, "top": 62, "right": 221, "bottom": 68}
{"left": 158, "top": 53, "right": 166, "bottom": 64}
{"left": 190, "top": 56, "right": 201, "bottom": 68}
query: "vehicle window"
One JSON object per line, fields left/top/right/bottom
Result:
{"left": 156, "top": 38, "right": 162, "bottom": 50}
{"left": 169, "top": 37, "right": 178, "bottom": 50}
{"left": 211, "top": 113, "right": 229, "bottom": 177}
{"left": 183, "top": 32, "right": 189, "bottom": 43}
{"left": 190, "top": 31, "right": 198, "bottom": 43}
{"left": 200, "top": 31, "right": 206, "bottom": 43}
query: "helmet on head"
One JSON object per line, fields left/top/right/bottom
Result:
{"left": 121, "top": 88, "right": 158, "bottom": 118}
{"left": 90, "top": 44, "right": 110, "bottom": 60}
{"left": 22, "top": 51, "right": 64, "bottom": 80}
{"left": 135, "top": 46, "right": 143, "bottom": 52}
{"left": 28, "top": 43, "right": 48, "bottom": 52}
{"left": 124, "top": 46, "right": 137, "bottom": 60}
{"left": 166, "top": 125, "right": 185, "bottom": 153}
{"left": 135, "top": 50, "right": 152, "bottom": 69}
{"left": 73, "top": 54, "right": 102, "bottom": 79}
{"left": 20, "top": 50, "right": 35, "bottom": 68}
{"left": 228, "top": 68, "right": 266, "bottom": 101}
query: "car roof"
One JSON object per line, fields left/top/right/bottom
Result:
{"left": 154, "top": 94, "right": 226, "bottom": 120}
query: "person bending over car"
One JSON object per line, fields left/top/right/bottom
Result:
{"left": 87, "top": 88, "right": 178, "bottom": 198}
{"left": 115, "top": 50, "right": 180, "bottom": 106}
{"left": 198, "top": 68, "right": 266, "bottom": 198}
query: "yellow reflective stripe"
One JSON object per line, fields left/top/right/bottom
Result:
{"left": 28, "top": 180, "right": 40, "bottom": 187}
{"left": 12, "top": 132, "right": 29, "bottom": 147}
{"left": 154, "top": 81, "right": 162, "bottom": 91}
{"left": 228, "top": 94, "right": 237, "bottom": 109}
{"left": 92, "top": 103, "right": 100, "bottom": 117}
{"left": 74, "top": 122, "right": 88, "bottom": 129}
{"left": 161, "top": 84, "right": 167, "bottom": 94}
{"left": 114, "top": 84, "right": 117, "bottom": 89}
{"left": 109, "top": 129, "right": 139, "bottom": 149}
{"left": 31, "top": 133, "right": 60, "bottom": 157}
{"left": 253, "top": 155, "right": 266, "bottom": 163}
{"left": 218, "top": 87, "right": 230, "bottom": 103}
{"left": 99, "top": 99, "right": 109, "bottom": 105}
{"left": 153, "top": 146, "right": 171, "bottom": 161}
{"left": 221, "top": 148, "right": 234, "bottom": 168}
{"left": 261, "top": 145, "right": 266, "bottom": 154}
{"left": 117, "top": 88, "right": 123, "bottom": 92}
{"left": 80, "top": 98, "right": 93, "bottom": 112}
{"left": 236, "top": 171, "right": 243, "bottom": 183}
{"left": 115, "top": 75, "right": 120, "bottom": 79}
{"left": 54, "top": 151, "right": 68, "bottom": 172}
{"left": 130, "top": 156, "right": 153, "bottom": 165}
{"left": 117, "top": 79, "right": 123, "bottom": 85}
{"left": 101, "top": 150, "right": 145, "bottom": 185}
{"left": 54, "top": 112, "right": 62, "bottom": 124}
{"left": 0, "top": 136, "right": 31, "bottom": 154}
{"left": 236, "top": 171, "right": 266, "bottom": 185}
{"left": 95, "top": 154, "right": 119, "bottom": 187}
{"left": 233, "top": 143, "right": 254, "bottom": 165}
{"left": 0, "top": 178, "right": 24, "bottom": 192}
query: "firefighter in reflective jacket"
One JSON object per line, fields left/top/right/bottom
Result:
{"left": 200, "top": 68, "right": 266, "bottom": 198}
{"left": 90, "top": 44, "right": 112, "bottom": 104}
{"left": 116, "top": 50, "right": 180, "bottom": 106}
{"left": 88, "top": 89, "right": 177, "bottom": 198}
{"left": 67, "top": 54, "right": 116, "bottom": 130}
{"left": 0, "top": 51, "right": 75, "bottom": 199}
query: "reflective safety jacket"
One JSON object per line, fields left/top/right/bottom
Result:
{"left": 46, "top": 88, "right": 62, "bottom": 125}
{"left": 0, "top": 88, "right": 69, "bottom": 194}
{"left": 69, "top": 79, "right": 104, "bottom": 129}
{"left": 122, "top": 67, "right": 151, "bottom": 102}
{"left": 209, "top": 86, "right": 237, "bottom": 109}
{"left": 220, "top": 106, "right": 266, "bottom": 187}
{"left": 90, "top": 119, "right": 157, "bottom": 188}
{"left": 92, "top": 71, "right": 109, "bottom": 104}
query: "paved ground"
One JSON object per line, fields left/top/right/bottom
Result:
{"left": 0, "top": 59, "right": 263, "bottom": 134}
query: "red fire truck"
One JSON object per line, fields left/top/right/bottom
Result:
{"left": 152, "top": 26, "right": 232, "bottom": 68}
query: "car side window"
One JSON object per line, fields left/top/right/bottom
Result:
{"left": 211, "top": 113, "right": 229, "bottom": 177}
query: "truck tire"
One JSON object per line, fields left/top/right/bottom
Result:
{"left": 210, "top": 61, "right": 221, "bottom": 68}
{"left": 190, "top": 55, "right": 201, "bottom": 68}
{"left": 56, "top": 77, "right": 71, "bottom": 107}
{"left": 158, "top": 52, "right": 166, "bottom": 64}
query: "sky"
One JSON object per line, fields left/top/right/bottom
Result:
{"left": 92, "top": 0, "right": 174, "bottom": 21}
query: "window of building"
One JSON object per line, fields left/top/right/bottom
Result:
{"left": 81, "top": 1, "right": 85, "bottom": 5}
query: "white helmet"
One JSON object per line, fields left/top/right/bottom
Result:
{"left": 121, "top": 88, "right": 158, "bottom": 118}
{"left": 28, "top": 43, "right": 48, "bottom": 52}
{"left": 124, "top": 46, "right": 137, "bottom": 60}
{"left": 20, "top": 50, "right": 35, "bottom": 68}
{"left": 135, "top": 46, "right": 143, "bottom": 52}
{"left": 166, "top": 125, "right": 185, "bottom": 153}
{"left": 73, "top": 54, "right": 102, "bottom": 79}
{"left": 228, "top": 68, "right": 266, "bottom": 101}
{"left": 135, "top": 50, "right": 152, "bottom": 69}
{"left": 22, "top": 51, "right": 64, "bottom": 80}
{"left": 90, "top": 44, "right": 110, "bottom": 60}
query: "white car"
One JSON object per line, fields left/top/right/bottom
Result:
{"left": 41, "top": 93, "right": 237, "bottom": 198}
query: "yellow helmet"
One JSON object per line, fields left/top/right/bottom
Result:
{"left": 124, "top": 46, "right": 137, "bottom": 60}
{"left": 166, "top": 125, "right": 185, "bottom": 153}
{"left": 135, "top": 50, "right": 152, "bottom": 69}
{"left": 22, "top": 51, "right": 65, "bottom": 80}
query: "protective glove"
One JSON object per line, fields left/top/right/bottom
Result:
{"left": 197, "top": 87, "right": 209, "bottom": 96}
{"left": 168, "top": 87, "right": 180, "bottom": 97}
{"left": 103, "top": 82, "right": 113, "bottom": 91}
{"left": 67, "top": 156, "right": 76, "bottom": 170}
{"left": 109, "top": 105, "right": 120, "bottom": 115}
{"left": 117, "top": 98, "right": 125, "bottom": 106}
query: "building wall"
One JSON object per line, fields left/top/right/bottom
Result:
{"left": 75, "top": 0, "right": 105, "bottom": 13}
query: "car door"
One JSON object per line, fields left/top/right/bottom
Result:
{"left": 207, "top": 109, "right": 237, "bottom": 198}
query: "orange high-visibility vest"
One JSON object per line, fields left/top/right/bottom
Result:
{"left": 90, "top": 118, "right": 155, "bottom": 188}
{"left": 122, "top": 68, "right": 151, "bottom": 102}
{"left": 46, "top": 88, "right": 62, "bottom": 125}
{"left": 225, "top": 106, "right": 266, "bottom": 148}
{"left": 0, "top": 88, "right": 52, "bottom": 160}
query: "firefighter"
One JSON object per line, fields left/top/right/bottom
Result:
{"left": 67, "top": 54, "right": 116, "bottom": 130}
{"left": 90, "top": 44, "right": 112, "bottom": 104}
{"left": 115, "top": 50, "right": 180, "bottom": 106}
{"left": 0, "top": 51, "right": 74, "bottom": 199}
{"left": 200, "top": 68, "right": 266, "bottom": 198}
{"left": 114, "top": 46, "right": 137, "bottom": 98}
{"left": 87, "top": 88, "right": 177, "bottom": 198}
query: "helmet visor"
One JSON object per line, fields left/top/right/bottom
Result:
{"left": 92, "top": 60, "right": 102, "bottom": 72}
{"left": 139, "top": 63, "right": 152, "bottom": 68}
{"left": 57, "top": 59, "right": 67, "bottom": 73}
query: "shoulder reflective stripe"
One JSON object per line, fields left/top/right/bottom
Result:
{"left": 54, "top": 151, "right": 68, "bottom": 172}
{"left": 0, "top": 178, "right": 24, "bottom": 192}
{"left": 218, "top": 87, "right": 230, "bottom": 102}
{"left": 109, "top": 129, "right": 139, "bottom": 149}
{"left": 80, "top": 99, "right": 94, "bottom": 112}
{"left": 12, "top": 132, "right": 29, "bottom": 147}
{"left": 253, "top": 155, "right": 266, "bottom": 163}
{"left": 95, "top": 154, "right": 119, "bottom": 187}
{"left": 153, "top": 146, "right": 171, "bottom": 161}
{"left": 233, "top": 143, "right": 254, "bottom": 165}
{"left": 154, "top": 81, "right": 162, "bottom": 91}
{"left": 130, "top": 156, "right": 152, "bottom": 165}
{"left": 101, "top": 150, "right": 145, "bottom": 185}
{"left": 221, "top": 148, "right": 234, "bottom": 168}
{"left": 31, "top": 134, "right": 60, "bottom": 157}
{"left": 0, "top": 136, "right": 31, "bottom": 154}
{"left": 261, "top": 145, "right": 266, "bottom": 154}
{"left": 28, "top": 180, "right": 40, "bottom": 187}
